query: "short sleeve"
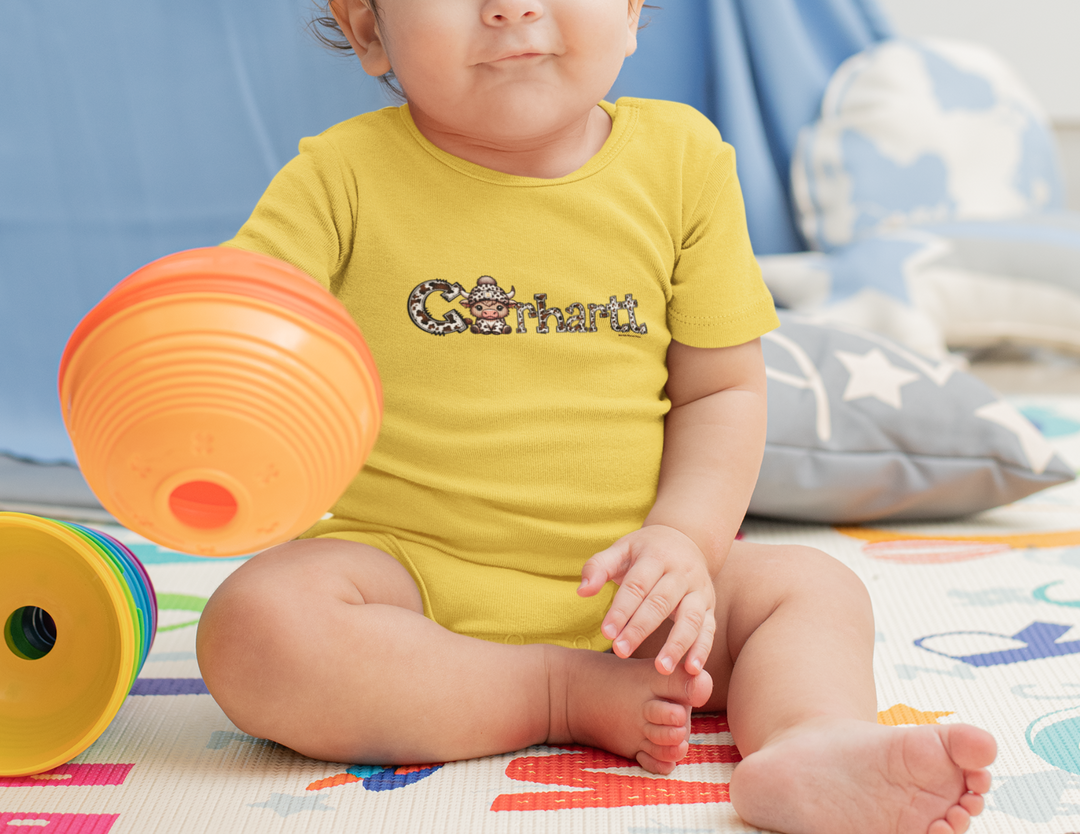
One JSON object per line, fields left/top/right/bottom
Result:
{"left": 668, "top": 145, "right": 779, "bottom": 348}
{"left": 220, "top": 133, "right": 355, "bottom": 294}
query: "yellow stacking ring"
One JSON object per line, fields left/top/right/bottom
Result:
{"left": 0, "top": 512, "right": 156, "bottom": 776}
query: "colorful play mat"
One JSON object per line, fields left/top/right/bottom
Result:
{"left": 2, "top": 394, "right": 1080, "bottom": 834}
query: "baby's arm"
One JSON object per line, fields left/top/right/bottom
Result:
{"left": 578, "top": 337, "right": 768, "bottom": 675}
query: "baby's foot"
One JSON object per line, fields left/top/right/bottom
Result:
{"left": 546, "top": 648, "right": 713, "bottom": 774}
{"left": 729, "top": 718, "right": 997, "bottom": 834}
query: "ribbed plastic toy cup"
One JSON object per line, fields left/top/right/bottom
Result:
{"left": 0, "top": 513, "right": 157, "bottom": 776}
{"left": 59, "top": 248, "right": 382, "bottom": 556}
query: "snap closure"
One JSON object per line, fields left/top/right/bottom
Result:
{"left": 505, "top": 634, "right": 524, "bottom": 645}
{"left": 573, "top": 636, "right": 592, "bottom": 650}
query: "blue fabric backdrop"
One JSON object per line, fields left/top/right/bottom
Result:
{"left": 0, "top": 0, "right": 890, "bottom": 462}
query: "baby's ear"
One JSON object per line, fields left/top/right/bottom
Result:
{"left": 329, "top": 0, "right": 392, "bottom": 77}
{"left": 625, "top": 0, "right": 646, "bottom": 57}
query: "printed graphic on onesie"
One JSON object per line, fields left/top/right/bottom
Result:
{"left": 407, "top": 276, "right": 648, "bottom": 337}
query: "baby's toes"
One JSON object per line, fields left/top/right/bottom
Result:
{"left": 964, "top": 767, "right": 992, "bottom": 795}
{"left": 643, "top": 699, "right": 688, "bottom": 728}
{"left": 635, "top": 750, "right": 676, "bottom": 775}
{"left": 945, "top": 803, "right": 971, "bottom": 833}
{"left": 653, "top": 667, "right": 713, "bottom": 708}
{"left": 641, "top": 738, "right": 689, "bottom": 765}
{"left": 959, "top": 791, "right": 984, "bottom": 817}
{"left": 645, "top": 721, "right": 687, "bottom": 747}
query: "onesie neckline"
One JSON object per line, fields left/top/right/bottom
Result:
{"left": 395, "top": 98, "right": 639, "bottom": 187}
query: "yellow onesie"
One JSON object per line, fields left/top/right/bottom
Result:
{"left": 222, "top": 97, "right": 779, "bottom": 650}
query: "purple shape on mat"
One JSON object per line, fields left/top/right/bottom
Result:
{"left": 129, "top": 678, "right": 210, "bottom": 696}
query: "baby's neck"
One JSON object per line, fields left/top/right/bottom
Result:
{"left": 408, "top": 104, "right": 613, "bottom": 179}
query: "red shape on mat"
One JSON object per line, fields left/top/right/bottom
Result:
{"left": 306, "top": 772, "right": 362, "bottom": 791}
{"left": 395, "top": 763, "right": 444, "bottom": 775}
{"left": 492, "top": 712, "right": 739, "bottom": 811}
{"left": 691, "top": 714, "right": 731, "bottom": 734}
{"left": 0, "top": 814, "right": 119, "bottom": 833}
{"left": 0, "top": 764, "right": 134, "bottom": 788}
{"left": 491, "top": 743, "right": 739, "bottom": 811}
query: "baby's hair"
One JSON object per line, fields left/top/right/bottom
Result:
{"left": 309, "top": 1, "right": 659, "bottom": 101}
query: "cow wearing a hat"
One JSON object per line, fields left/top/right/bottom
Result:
{"left": 460, "top": 276, "right": 517, "bottom": 335}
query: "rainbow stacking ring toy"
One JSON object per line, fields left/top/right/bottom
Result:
{"left": 59, "top": 247, "right": 382, "bottom": 556}
{"left": 0, "top": 512, "right": 157, "bottom": 776}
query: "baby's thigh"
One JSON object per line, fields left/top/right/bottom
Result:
{"left": 197, "top": 537, "right": 423, "bottom": 685}
{"left": 203, "top": 535, "right": 424, "bottom": 620}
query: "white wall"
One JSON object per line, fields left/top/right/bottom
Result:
{"left": 875, "top": 0, "right": 1080, "bottom": 124}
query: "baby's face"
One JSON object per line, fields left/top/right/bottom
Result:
{"left": 344, "top": 0, "right": 643, "bottom": 146}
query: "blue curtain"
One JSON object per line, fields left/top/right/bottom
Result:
{"left": 0, "top": 0, "right": 890, "bottom": 462}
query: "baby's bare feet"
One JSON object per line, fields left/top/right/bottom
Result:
{"left": 729, "top": 718, "right": 997, "bottom": 834}
{"left": 545, "top": 647, "right": 713, "bottom": 774}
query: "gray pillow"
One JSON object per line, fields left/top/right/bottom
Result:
{"left": 750, "top": 313, "right": 1075, "bottom": 523}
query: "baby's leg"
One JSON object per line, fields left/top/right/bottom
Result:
{"left": 196, "top": 538, "right": 710, "bottom": 768}
{"left": 638, "top": 541, "right": 996, "bottom": 834}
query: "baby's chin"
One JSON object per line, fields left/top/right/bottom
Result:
{"left": 410, "top": 87, "right": 609, "bottom": 151}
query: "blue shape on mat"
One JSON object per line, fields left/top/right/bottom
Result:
{"left": 1034, "top": 581, "right": 1080, "bottom": 609}
{"left": 347, "top": 765, "right": 386, "bottom": 780}
{"left": 130, "top": 677, "right": 210, "bottom": 696}
{"left": 1012, "top": 683, "right": 1080, "bottom": 701}
{"left": 356, "top": 764, "right": 444, "bottom": 792}
{"left": 1026, "top": 548, "right": 1080, "bottom": 571}
{"left": 1020, "top": 407, "right": 1080, "bottom": 439}
{"left": 990, "top": 770, "right": 1080, "bottom": 823}
{"left": 948, "top": 587, "right": 1036, "bottom": 607}
{"left": 207, "top": 731, "right": 269, "bottom": 751}
{"left": 894, "top": 663, "right": 976, "bottom": 681}
{"left": 916, "top": 622, "right": 1080, "bottom": 667}
{"left": 248, "top": 793, "right": 335, "bottom": 818}
{"left": 1028, "top": 707, "right": 1080, "bottom": 777}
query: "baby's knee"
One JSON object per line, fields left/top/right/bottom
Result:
{"left": 756, "top": 543, "right": 869, "bottom": 608}
{"left": 783, "top": 546, "right": 873, "bottom": 621}
{"left": 195, "top": 570, "right": 283, "bottom": 733}
{"left": 195, "top": 546, "right": 333, "bottom": 734}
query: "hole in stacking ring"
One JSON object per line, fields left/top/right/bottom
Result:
{"left": 4, "top": 606, "right": 58, "bottom": 661}
{"left": 168, "top": 481, "right": 239, "bottom": 530}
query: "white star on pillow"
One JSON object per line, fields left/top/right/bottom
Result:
{"left": 835, "top": 348, "right": 921, "bottom": 409}
{"left": 974, "top": 401, "right": 1057, "bottom": 475}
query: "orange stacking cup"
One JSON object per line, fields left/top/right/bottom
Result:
{"left": 59, "top": 248, "right": 382, "bottom": 556}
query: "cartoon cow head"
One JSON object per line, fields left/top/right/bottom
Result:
{"left": 460, "top": 276, "right": 517, "bottom": 321}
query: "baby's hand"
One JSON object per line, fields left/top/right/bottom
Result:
{"left": 578, "top": 525, "right": 716, "bottom": 676}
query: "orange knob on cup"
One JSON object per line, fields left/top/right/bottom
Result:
{"left": 59, "top": 248, "right": 382, "bottom": 556}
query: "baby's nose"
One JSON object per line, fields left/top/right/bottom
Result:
{"left": 483, "top": 0, "right": 544, "bottom": 26}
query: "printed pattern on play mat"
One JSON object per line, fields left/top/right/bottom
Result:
{"left": 2, "top": 396, "right": 1079, "bottom": 833}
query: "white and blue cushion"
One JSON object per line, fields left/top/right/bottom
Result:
{"left": 792, "top": 37, "right": 1065, "bottom": 251}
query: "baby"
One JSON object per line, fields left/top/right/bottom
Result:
{"left": 195, "top": 2, "right": 998, "bottom": 832}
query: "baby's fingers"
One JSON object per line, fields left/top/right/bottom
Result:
{"left": 606, "top": 569, "right": 676, "bottom": 658}
{"left": 579, "top": 541, "right": 632, "bottom": 598}
{"left": 656, "top": 597, "right": 715, "bottom": 675}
